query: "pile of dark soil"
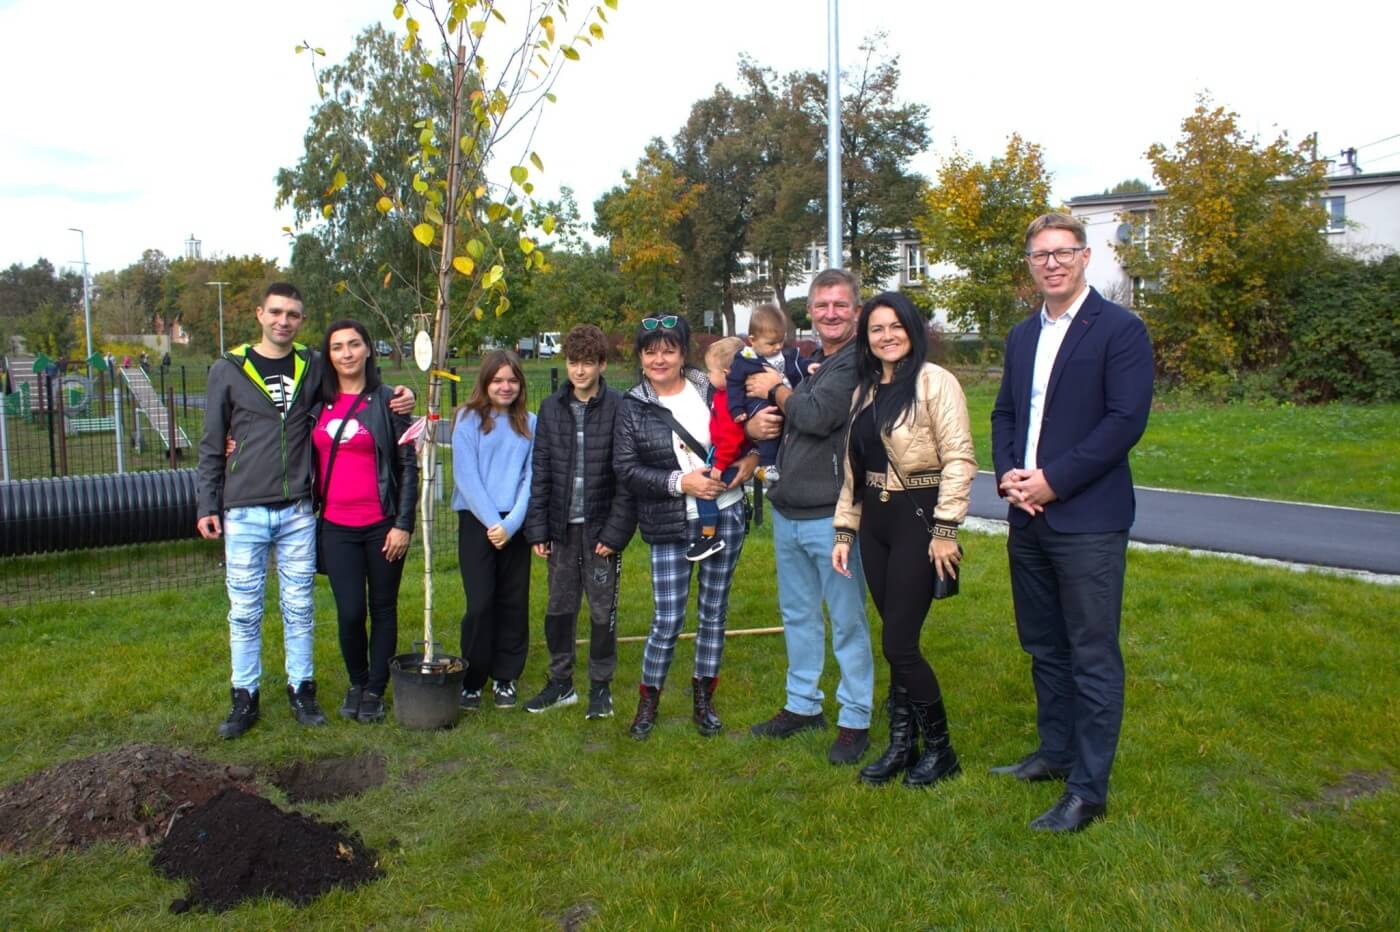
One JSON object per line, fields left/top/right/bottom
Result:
{"left": 272, "top": 753, "right": 387, "bottom": 803}
{"left": 0, "top": 744, "right": 255, "bottom": 854}
{"left": 153, "top": 788, "right": 382, "bottom": 913}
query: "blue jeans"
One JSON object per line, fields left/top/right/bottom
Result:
{"left": 223, "top": 500, "right": 317, "bottom": 691}
{"left": 771, "top": 509, "right": 874, "bottom": 728}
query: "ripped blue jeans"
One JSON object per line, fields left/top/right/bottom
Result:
{"left": 222, "top": 499, "right": 317, "bottom": 691}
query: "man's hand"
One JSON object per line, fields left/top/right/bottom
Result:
{"left": 197, "top": 515, "right": 222, "bottom": 540}
{"left": 224, "top": 436, "right": 235, "bottom": 457}
{"left": 1000, "top": 468, "right": 1055, "bottom": 513}
{"left": 727, "top": 452, "right": 759, "bottom": 488}
{"left": 388, "top": 384, "right": 416, "bottom": 415}
{"left": 832, "top": 541, "right": 853, "bottom": 578}
{"left": 533, "top": 542, "right": 551, "bottom": 559}
{"left": 486, "top": 523, "right": 509, "bottom": 549}
{"left": 744, "top": 405, "right": 784, "bottom": 442}
{"left": 745, "top": 369, "right": 783, "bottom": 399}
{"left": 594, "top": 543, "right": 616, "bottom": 557}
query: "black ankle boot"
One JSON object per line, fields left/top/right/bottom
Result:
{"left": 287, "top": 679, "right": 328, "bottom": 727}
{"left": 859, "top": 684, "right": 919, "bottom": 785}
{"left": 692, "top": 676, "right": 722, "bottom": 736}
{"left": 903, "top": 696, "right": 961, "bottom": 788}
{"left": 630, "top": 684, "right": 661, "bottom": 741}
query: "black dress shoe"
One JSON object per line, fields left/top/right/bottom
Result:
{"left": 989, "top": 752, "right": 1071, "bottom": 782}
{"left": 1030, "top": 792, "right": 1106, "bottom": 832}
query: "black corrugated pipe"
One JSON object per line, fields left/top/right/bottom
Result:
{"left": 0, "top": 469, "right": 200, "bottom": 557}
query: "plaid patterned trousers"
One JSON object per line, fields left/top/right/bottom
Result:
{"left": 640, "top": 501, "right": 748, "bottom": 687}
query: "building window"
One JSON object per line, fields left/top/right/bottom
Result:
{"left": 803, "top": 244, "right": 822, "bottom": 273}
{"left": 750, "top": 256, "right": 770, "bottom": 282}
{"left": 1321, "top": 196, "right": 1345, "bottom": 233}
{"left": 903, "top": 244, "right": 927, "bottom": 284}
{"left": 1129, "top": 210, "right": 1154, "bottom": 256}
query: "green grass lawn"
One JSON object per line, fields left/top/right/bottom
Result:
{"left": 1, "top": 526, "right": 1395, "bottom": 928}
{"left": 958, "top": 376, "right": 1400, "bottom": 511}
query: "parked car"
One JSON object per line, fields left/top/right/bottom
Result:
{"left": 517, "top": 332, "right": 560, "bottom": 359}
{"left": 374, "top": 340, "right": 393, "bottom": 356}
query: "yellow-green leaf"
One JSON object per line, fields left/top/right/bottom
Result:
{"left": 469, "top": 19, "right": 486, "bottom": 38}
{"left": 405, "top": 17, "right": 419, "bottom": 33}
{"left": 485, "top": 264, "right": 504, "bottom": 286}
{"left": 335, "top": 280, "right": 348, "bottom": 294}
{"left": 530, "top": 152, "right": 544, "bottom": 172}
{"left": 490, "top": 7, "right": 505, "bottom": 23}
{"left": 519, "top": 237, "right": 535, "bottom": 255}
{"left": 328, "top": 169, "right": 348, "bottom": 194}
{"left": 466, "top": 239, "right": 484, "bottom": 259}
{"left": 376, "top": 196, "right": 393, "bottom": 213}
{"left": 393, "top": 2, "right": 404, "bottom": 19}
{"left": 473, "top": 306, "right": 484, "bottom": 320}
{"left": 424, "top": 203, "right": 444, "bottom": 225}
{"left": 314, "top": 47, "right": 326, "bottom": 56}
{"left": 460, "top": 135, "right": 476, "bottom": 156}
{"left": 412, "top": 176, "right": 429, "bottom": 194}
{"left": 281, "top": 225, "right": 293, "bottom": 234}
{"left": 522, "top": 182, "right": 534, "bottom": 195}
{"left": 545, "top": 92, "right": 557, "bottom": 103}
{"left": 486, "top": 202, "right": 508, "bottom": 222}
{"left": 372, "top": 172, "right": 387, "bottom": 190}
{"left": 321, "top": 203, "right": 334, "bottom": 219}
{"left": 542, "top": 214, "right": 557, "bottom": 235}
{"left": 561, "top": 45, "right": 579, "bottom": 61}
{"left": 540, "top": 15, "right": 555, "bottom": 43}
{"left": 604, "top": 0, "right": 617, "bottom": 9}
{"left": 510, "top": 165, "right": 528, "bottom": 185}
{"left": 412, "top": 223, "right": 435, "bottom": 246}
{"left": 419, "top": 62, "right": 434, "bottom": 78}
{"left": 452, "top": 256, "right": 476, "bottom": 276}
{"left": 590, "top": 22, "right": 604, "bottom": 39}
{"left": 494, "top": 295, "right": 511, "bottom": 317}
{"left": 533, "top": 250, "right": 548, "bottom": 270}
{"left": 296, "top": 45, "right": 305, "bottom": 54}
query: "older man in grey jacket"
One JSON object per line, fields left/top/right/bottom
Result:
{"left": 744, "top": 268, "right": 875, "bottom": 765}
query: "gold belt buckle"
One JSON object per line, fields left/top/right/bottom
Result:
{"left": 878, "top": 490, "right": 890, "bottom": 503}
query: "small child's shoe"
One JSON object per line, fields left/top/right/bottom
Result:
{"left": 686, "top": 535, "right": 726, "bottom": 562}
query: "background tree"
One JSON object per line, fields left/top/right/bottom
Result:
{"left": 159, "top": 255, "right": 281, "bottom": 353}
{"left": 917, "top": 133, "right": 1052, "bottom": 358}
{"left": 830, "top": 36, "right": 930, "bottom": 285}
{"left": 0, "top": 259, "right": 83, "bottom": 353}
{"left": 594, "top": 143, "right": 699, "bottom": 333}
{"left": 1119, "top": 96, "right": 1328, "bottom": 387}
{"left": 91, "top": 270, "right": 148, "bottom": 338}
{"left": 21, "top": 301, "right": 78, "bottom": 358}
{"left": 1103, "top": 178, "right": 1151, "bottom": 195}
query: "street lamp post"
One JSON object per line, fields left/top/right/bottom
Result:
{"left": 826, "top": 0, "right": 842, "bottom": 269}
{"left": 67, "top": 228, "right": 93, "bottom": 362}
{"left": 206, "top": 281, "right": 229, "bottom": 354}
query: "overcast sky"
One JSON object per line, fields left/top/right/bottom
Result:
{"left": 2, "top": 0, "right": 1396, "bottom": 277}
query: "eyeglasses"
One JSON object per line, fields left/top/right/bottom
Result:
{"left": 641, "top": 315, "right": 679, "bottom": 331}
{"left": 1025, "top": 247, "right": 1087, "bottom": 267}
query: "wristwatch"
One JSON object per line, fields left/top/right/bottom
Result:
{"left": 767, "top": 384, "right": 782, "bottom": 406}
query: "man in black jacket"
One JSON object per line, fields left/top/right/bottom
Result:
{"left": 522, "top": 325, "right": 637, "bottom": 719}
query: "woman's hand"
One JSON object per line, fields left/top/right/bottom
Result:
{"left": 728, "top": 452, "right": 759, "bottom": 489}
{"left": 930, "top": 536, "right": 960, "bottom": 580}
{"left": 382, "top": 528, "right": 411, "bottom": 561}
{"left": 486, "top": 523, "right": 509, "bottom": 549}
{"left": 832, "top": 541, "right": 853, "bottom": 578}
{"left": 679, "top": 468, "right": 726, "bottom": 500}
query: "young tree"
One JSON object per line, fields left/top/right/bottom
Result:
{"left": 917, "top": 133, "right": 1052, "bottom": 358}
{"left": 1119, "top": 96, "right": 1328, "bottom": 386}
{"left": 0, "top": 259, "right": 82, "bottom": 352}
{"left": 21, "top": 301, "right": 78, "bottom": 359}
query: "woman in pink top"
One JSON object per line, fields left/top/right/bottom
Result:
{"left": 313, "top": 319, "right": 418, "bottom": 724}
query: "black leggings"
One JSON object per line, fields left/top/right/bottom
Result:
{"left": 858, "top": 488, "right": 942, "bottom": 703}
{"left": 457, "top": 511, "right": 531, "bottom": 691}
{"left": 321, "top": 518, "right": 406, "bottom": 695}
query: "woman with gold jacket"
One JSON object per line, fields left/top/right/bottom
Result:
{"left": 832, "top": 291, "right": 977, "bottom": 788}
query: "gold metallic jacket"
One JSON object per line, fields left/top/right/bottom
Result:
{"left": 833, "top": 362, "right": 977, "bottom": 544}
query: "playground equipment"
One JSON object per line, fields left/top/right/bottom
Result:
{"left": 0, "top": 468, "right": 199, "bottom": 557}
{"left": 118, "top": 367, "right": 190, "bottom": 454}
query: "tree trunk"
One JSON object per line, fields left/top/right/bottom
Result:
{"left": 721, "top": 280, "right": 737, "bottom": 336}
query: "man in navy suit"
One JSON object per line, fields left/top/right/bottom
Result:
{"left": 990, "top": 213, "right": 1154, "bottom": 832}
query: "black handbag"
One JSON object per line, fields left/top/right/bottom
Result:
{"left": 315, "top": 392, "right": 368, "bottom": 575}
{"left": 882, "top": 444, "right": 962, "bottom": 600}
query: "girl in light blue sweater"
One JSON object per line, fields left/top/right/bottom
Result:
{"left": 452, "top": 350, "right": 536, "bottom": 710}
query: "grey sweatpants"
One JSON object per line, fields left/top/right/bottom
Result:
{"left": 543, "top": 523, "right": 621, "bottom": 683}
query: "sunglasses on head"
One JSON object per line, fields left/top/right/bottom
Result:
{"left": 641, "top": 315, "right": 679, "bottom": 331}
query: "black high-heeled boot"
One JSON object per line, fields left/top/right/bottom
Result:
{"left": 859, "top": 684, "right": 919, "bottom": 785}
{"left": 903, "top": 696, "right": 961, "bottom": 788}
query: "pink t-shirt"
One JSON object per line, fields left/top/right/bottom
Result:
{"left": 313, "top": 393, "right": 385, "bottom": 527}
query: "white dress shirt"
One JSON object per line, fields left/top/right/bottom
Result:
{"left": 1024, "top": 287, "right": 1090, "bottom": 470}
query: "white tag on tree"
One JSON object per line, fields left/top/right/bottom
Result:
{"left": 413, "top": 331, "right": 433, "bottom": 372}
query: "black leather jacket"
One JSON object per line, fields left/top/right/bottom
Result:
{"left": 312, "top": 389, "right": 419, "bottom": 532}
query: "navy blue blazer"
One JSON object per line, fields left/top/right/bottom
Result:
{"left": 990, "top": 287, "right": 1154, "bottom": 533}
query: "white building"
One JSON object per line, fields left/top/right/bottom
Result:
{"left": 1067, "top": 170, "right": 1400, "bottom": 306}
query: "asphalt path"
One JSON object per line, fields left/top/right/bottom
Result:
{"left": 965, "top": 472, "right": 1400, "bottom": 575}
